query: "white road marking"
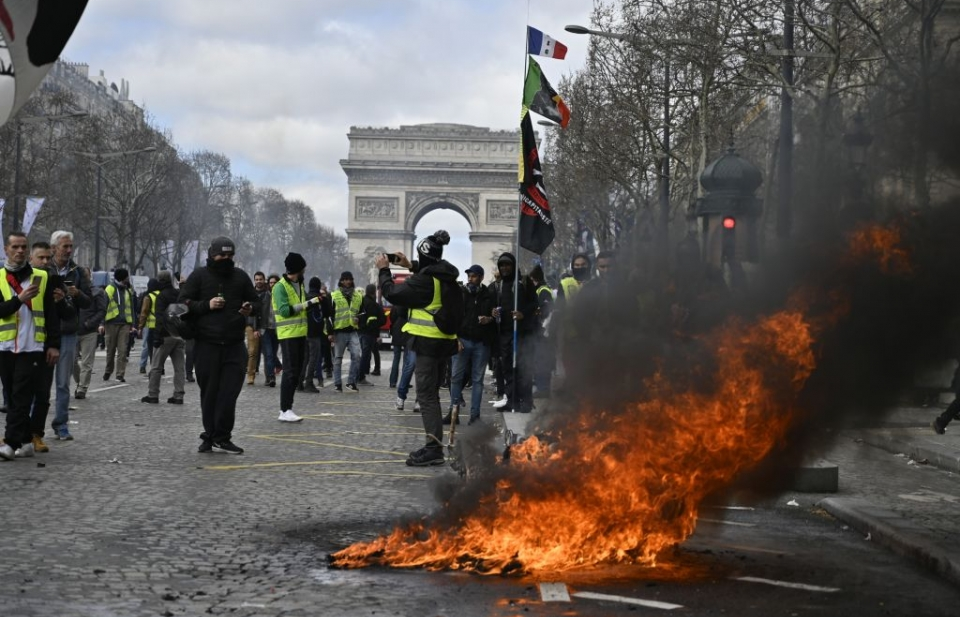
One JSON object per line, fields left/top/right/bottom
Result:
{"left": 898, "top": 489, "right": 959, "bottom": 504}
{"left": 698, "top": 517, "right": 756, "bottom": 527}
{"left": 736, "top": 576, "right": 840, "bottom": 593}
{"left": 705, "top": 505, "right": 756, "bottom": 511}
{"left": 89, "top": 383, "right": 130, "bottom": 393}
{"left": 573, "top": 592, "right": 683, "bottom": 610}
{"left": 538, "top": 582, "right": 570, "bottom": 602}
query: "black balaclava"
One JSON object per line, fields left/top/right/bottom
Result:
{"left": 571, "top": 253, "right": 592, "bottom": 282}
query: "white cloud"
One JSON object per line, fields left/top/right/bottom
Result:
{"left": 62, "top": 0, "right": 595, "bottom": 240}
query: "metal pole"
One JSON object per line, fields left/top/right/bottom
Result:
{"left": 94, "top": 160, "right": 102, "bottom": 271}
{"left": 660, "top": 57, "right": 671, "bottom": 247}
{"left": 12, "top": 121, "right": 22, "bottom": 228}
{"left": 776, "top": 0, "right": 795, "bottom": 238}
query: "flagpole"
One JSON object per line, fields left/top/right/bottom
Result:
{"left": 511, "top": 9, "right": 532, "bottom": 412}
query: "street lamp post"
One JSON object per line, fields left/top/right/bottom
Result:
{"left": 70, "top": 147, "right": 157, "bottom": 271}
{"left": 10, "top": 112, "right": 87, "bottom": 226}
{"left": 565, "top": 24, "right": 672, "bottom": 249}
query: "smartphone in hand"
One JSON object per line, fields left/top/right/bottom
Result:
{"left": 387, "top": 253, "right": 402, "bottom": 264}
{"left": 31, "top": 275, "right": 42, "bottom": 288}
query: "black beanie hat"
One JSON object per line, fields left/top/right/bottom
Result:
{"left": 308, "top": 276, "right": 322, "bottom": 290}
{"left": 339, "top": 271, "right": 354, "bottom": 283}
{"left": 284, "top": 252, "right": 307, "bottom": 274}
{"left": 114, "top": 268, "right": 129, "bottom": 282}
{"left": 416, "top": 229, "right": 450, "bottom": 265}
{"left": 208, "top": 236, "right": 235, "bottom": 259}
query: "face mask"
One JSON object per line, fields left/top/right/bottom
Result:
{"left": 208, "top": 258, "right": 235, "bottom": 274}
{"left": 572, "top": 267, "right": 590, "bottom": 281}
{"left": 466, "top": 283, "right": 479, "bottom": 294}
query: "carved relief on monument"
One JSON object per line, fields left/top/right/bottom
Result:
{"left": 486, "top": 200, "right": 518, "bottom": 224}
{"left": 345, "top": 168, "right": 515, "bottom": 188}
{"left": 355, "top": 197, "right": 399, "bottom": 221}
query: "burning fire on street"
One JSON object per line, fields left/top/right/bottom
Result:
{"left": 330, "top": 222, "right": 918, "bottom": 575}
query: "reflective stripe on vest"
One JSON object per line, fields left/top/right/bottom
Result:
{"left": 0, "top": 268, "right": 47, "bottom": 343}
{"left": 560, "top": 277, "right": 581, "bottom": 302}
{"left": 105, "top": 284, "right": 134, "bottom": 323}
{"left": 402, "top": 277, "right": 456, "bottom": 340}
{"left": 273, "top": 277, "right": 307, "bottom": 339}
{"left": 331, "top": 290, "right": 362, "bottom": 331}
{"left": 145, "top": 290, "right": 159, "bottom": 328}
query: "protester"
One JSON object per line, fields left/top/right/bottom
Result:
{"left": 303, "top": 276, "right": 326, "bottom": 391}
{"left": 100, "top": 268, "right": 137, "bottom": 383}
{"left": 389, "top": 304, "right": 418, "bottom": 411}
{"left": 445, "top": 264, "right": 495, "bottom": 426}
{"left": 140, "top": 271, "right": 186, "bottom": 405}
{"left": 73, "top": 267, "right": 106, "bottom": 408}
{"left": 529, "top": 264, "right": 554, "bottom": 397}
{"left": 137, "top": 278, "right": 160, "bottom": 374}
{"left": 377, "top": 230, "right": 461, "bottom": 466}
{"left": 0, "top": 232, "right": 61, "bottom": 460}
{"left": 328, "top": 271, "right": 362, "bottom": 393}
{"left": 245, "top": 271, "right": 267, "bottom": 385}
{"left": 491, "top": 252, "right": 538, "bottom": 414}
{"left": 178, "top": 237, "right": 259, "bottom": 454}
{"left": 259, "top": 274, "right": 281, "bottom": 387}
{"left": 273, "top": 252, "right": 316, "bottom": 422}
{"left": 357, "top": 283, "right": 385, "bottom": 385}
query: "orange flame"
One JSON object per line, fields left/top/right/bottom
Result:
{"left": 330, "top": 222, "right": 909, "bottom": 575}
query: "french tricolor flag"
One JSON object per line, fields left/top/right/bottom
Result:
{"left": 527, "top": 26, "right": 568, "bottom": 60}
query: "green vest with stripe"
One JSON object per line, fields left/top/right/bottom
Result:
{"left": 273, "top": 278, "right": 308, "bottom": 340}
{"left": 560, "top": 277, "right": 581, "bottom": 303}
{"left": 145, "top": 290, "right": 159, "bottom": 328}
{"left": 0, "top": 268, "right": 48, "bottom": 342}
{"left": 402, "top": 277, "right": 456, "bottom": 340}
{"left": 331, "top": 289, "right": 362, "bottom": 331}
{"left": 104, "top": 283, "right": 134, "bottom": 323}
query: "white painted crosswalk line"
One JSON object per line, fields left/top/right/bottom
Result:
{"left": 573, "top": 592, "right": 683, "bottom": 610}
{"left": 736, "top": 576, "right": 840, "bottom": 593}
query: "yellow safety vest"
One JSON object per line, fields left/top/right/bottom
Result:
{"left": 331, "top": 290, "right": 362, "bottom": 331}
{"left": 560, "top": 277, "right": 582, "bottom": 303}
{"left": 273, "top": 277, "right": 308, "bottom": 340}
{"left": 104, "top": 283, "right": 134, "bottom": 323}
{"left": 145, "top": 290, "right": 159, "bottom": 328}
{"left": 0, "top": 268, "right": 48, "bottom": 343}
{"left": 402, "top": 277, "right": 456, "bottom": 340}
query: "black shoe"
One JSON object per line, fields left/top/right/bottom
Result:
{"left": 213, "top": 440, "right": 244, "bottom": 454}
{"left": 167, "top": 397, "right": 183, "bottom": 405}
{"left": 335, "top": 385, "right": 343, "bottom": 393}
{"left": 467, "top": 416, "right": 481, "bottom": 426}
{"left": 140, "top": 367, "right": 146, "bottom": 374}
{"left": 198, "top": 441, "right": 213, "bottom": 453}
{"left": 442, "top": 411, "right": 460, "bottom": 425}
{"left": 932, "top": 418, "right": 947, "bottom": 435}
{"left": 267, "top": 379, "right": 276, "bottom": 388}
{"left": 186, "top": 374, "right": 195, "bottom": 383}
{"left": 117, "top": 376, "right": 125, "bottom": 383}
{"left": 406, "top": 446, "right": 444, "bottom": 467}
{"left": 296, "top": 385, "right": 304, "bottom": 392}
{"left": 74, "top": 391, "right": 86, "bottom": 400}
{"left": 140, "top": 396, "right": 159, "bottom": 404}
{"left": 389, "top": 384, "right": 397, "bottom": 389}
{"left": 345, "top": 383, "right": 359, "bottom": 393}
{"left": 371, "top": 371, "right": 381, "bottom": 376}
{"left": 103, "top": 373, "right": 111, "bottom": 381}
{"left": 302, "top": 382, "right": 320, "bottom": 393}
{"left": 357, "top": 378, "right": 373, "bottom": 386}
{"left": 324, "top": 371, "right": 333, "bottom": 379}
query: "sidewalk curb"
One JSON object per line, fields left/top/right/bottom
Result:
{"left": 819, "top": 497, "right": 960, "bottom": 588}
{"left": 854, "top": 429, "right": 960, "bottom": 474}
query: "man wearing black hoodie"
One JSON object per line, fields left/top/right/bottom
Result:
{"left": 491, "top": 252, "right": 539, "bottom": 414}
{"left": 178, "top": 237, "right": 259, "bottom": 454}
{"left": 376, "top": 230, "right": 460, "bottom": 466}
{"left": 141, "top": 271, "right": 185, "bottom": 405}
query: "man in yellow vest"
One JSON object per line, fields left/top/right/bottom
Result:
{"left": 98, "top": 268, "right": 137, "bottom": 383}
{"left": 0, "top": 231, "right": 61, "bottom": 460}
{"left": 137, "top": 278, "right": 160, "bottom": 374}
{"left": 327, "top": 271, "right": 363, "bottom": 393}
{"left": 376, "top": 230, "right": 461, "bottom": 467}
{"left": 555, "top": 253, "right": 592, "bottom": 383}
{"left": 272, "top": 252, "right": 317, "bottom": 423}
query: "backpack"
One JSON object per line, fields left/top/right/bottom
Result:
{"left": 432, "top": 279, "right": 464, "bottom": 336}
{"left": 163, "top": 303, "right": 196, "bottom": 340}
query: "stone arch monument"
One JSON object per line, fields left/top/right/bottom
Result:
{"left": 340, "top": 123, "right": 520, "bottom": 281}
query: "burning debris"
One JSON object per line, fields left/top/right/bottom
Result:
{"left": 331, "top": 207, "right": 960, "bottom": 575}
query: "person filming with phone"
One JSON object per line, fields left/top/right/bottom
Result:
{"left": 0, "top": 231, "right": 61, "bottom": 460}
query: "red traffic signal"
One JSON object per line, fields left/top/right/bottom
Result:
{"left": 722, "top": 216, "right": 736, "bottom": 230}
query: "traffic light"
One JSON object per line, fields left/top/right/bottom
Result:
{"left": 721, "top": 216, "right": 736, "bottom": 261}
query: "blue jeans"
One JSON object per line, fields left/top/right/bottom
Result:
{"left": 139, "top": 327, "right": 152, "bottom": 369}
{"left": 333, "top": 331, "right": 361, "bottom": 387}
{"left": 261, "top": 329, "right": 279, "bottom": 378}
{"left": 397, "top": 348, "right": 416, "bottom": 400}
{"left": 450, "top": 339, "right": 489, "bottom": 417}
{"left": 52, "top": 333, "right": 79, "bottom": 432}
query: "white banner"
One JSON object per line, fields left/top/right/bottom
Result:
{"left": 181, "top": 240, "right": 200, "bottom": 279}
{"left": 22, "top": 196, "right": 44, "bottom": 235}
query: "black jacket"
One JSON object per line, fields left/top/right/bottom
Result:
{"left": 0, "top": 264, "right": 61, "bottom": 350}
{"left": 458, "top": 283, "right": 495, "bottom": 344}
{"left": 178, "top": 261, "right": 259, "bottom": 345}
{"left": 79, "top": 286, "right": 108, "bottom": 336}
{"left": 152, "top": 281, "right": 180, "bottom": 339}
{"left": 53, "top": 259, "right": 92, "bottom": 335}
{"left": 378, "top": 260, "right": 459, "bottom": 358}
{"left": 389, "top": 305, "right": 409, "bottom": 348}
{"left": 359, "top": 294, "right": 385, "bottom": 334}
{"left": 306, "top": 288, "right": 327, "bottom": 338}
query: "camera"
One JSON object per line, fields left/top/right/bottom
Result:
{"left": 387, "top": 253, "right": 402, "bottom": 264}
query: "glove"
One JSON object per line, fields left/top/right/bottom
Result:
{"left": 310, "top": 296, "right": 321, "bottom": 306}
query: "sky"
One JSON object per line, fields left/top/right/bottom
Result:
{"left": 60, "top": 0, "right": 597, "bottom": 272}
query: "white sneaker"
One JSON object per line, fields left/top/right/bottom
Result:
{"left": 489, "top": 395, "right": 507, "bottom": 405}
{"left": 414, "top": 401, "right": 420, "bottom": 412}
{"left": 492, "top": 397, "right": 510, "bottom": 409}
{"left": 395, "top": 397, "right": 405, "bottom": 411}
{"left": 14, "top": 443, "right": 35, "bottom": 457}
{"left": 278, "top": 410, "right": 303, "bottom": 423}
{"left": 0, "top": 443, "right": 14, "bottom": 460}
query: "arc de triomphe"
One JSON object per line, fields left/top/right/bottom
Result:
{"left": 340, "top": 123, "right": 519, "bottom": 280}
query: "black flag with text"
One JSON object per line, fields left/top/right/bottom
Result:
{"left": 518, "top": 111, "right": 555, "bottom": 254}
